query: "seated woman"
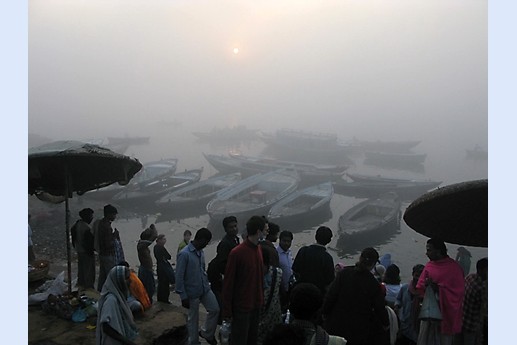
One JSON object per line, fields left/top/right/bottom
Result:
{"left": 96, "top": 265, "right": 139, "bottom": 345}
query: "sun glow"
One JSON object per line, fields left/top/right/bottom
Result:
{"left": 233, "top": 47, "right": 239, "bottom": 55}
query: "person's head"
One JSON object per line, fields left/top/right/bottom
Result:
{"left": 335, "top": 263, "right": 345, "bottom": 273}
{"left": 289, "top": 283, "right": 323, "bottom": 321}
{"left": 426, "top": 238, "right": 447, "bottom": 261}
{"left": 103, "top": 204, "right": 118, "bottom": 221}
{"left": 373, "top": 264, "right": 386, "bottom": 282}
{"left": 222, "top": 216, "right": 238, "bottom": 237}
{"left": 266, "top": 222, "right": 280, "bottom": 243}
{"left": 79, "top": 208, "right": 94, "bottom": 224}
{"left": 183, "top": 229, "right": 192, "bottom": 243}
{"left": 156, "top": 234, "right": 166, "bottom": 245}
{"left": 278, "top": 230, "right": 293, "bottom": 252}
{"left": 358, "top": 247, "right": 380, "bottom": 271}
{"left": 262, "top": 324, "right": 306, "bottom": 345}
{"left": 193, "top": 227, "right": 212, "bottom": 250}
{"left": 246, "top": 215, "right": 267, "bottom": 242}
{"left": 412, "top": 264, "right": 425, "bottom": 283}
{"left": 383, "top": 264, "right": 401, "bottom": 285}
{"left": 106, "top": 265, "right": 131, "bottom": 297}
{"left": 315, "top": 226, "right": 332, "bottom": 246}
{"left": 476, "top": 257, "right": 488, "bottom": 280}
{"left": 457, "top": 246, "right": 471, "bottom": 257}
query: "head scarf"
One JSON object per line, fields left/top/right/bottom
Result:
{"left": 96, "top": 266, "right": 138, "bottom": 344}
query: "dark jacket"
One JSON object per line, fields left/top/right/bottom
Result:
{"left": 292, "top": 244, "right": 335, "bottom": 294}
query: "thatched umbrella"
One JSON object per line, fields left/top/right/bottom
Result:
{"left": 29, "top": 140, "right": 142, "bottom": 292}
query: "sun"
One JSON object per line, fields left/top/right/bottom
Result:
{"left": 233, "top": 47, "right": 239, "bottom": 55}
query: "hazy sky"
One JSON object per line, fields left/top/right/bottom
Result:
{"left": 29, "top": 0, "right": 486, "bottom": 146}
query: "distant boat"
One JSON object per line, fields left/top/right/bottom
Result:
{"left": 346, "top": 172, "right": 431, "bottom": 184}
{"left": 466, "top": 146, "right": 488, "bottom": 160}
{"left": 353, "top": 139, "right": 421, "bottom": 153}
{"left": 206, "top": 169, "right": 300, "bottom": 221}
{"left": 364, "top": 151, "right": 427, "bottom": 164}
{"left": 333, "top": 179, "right": 441, "bottom": 201}
{"left": 203, "top": 152, "right": 348, "bottom": 183}
{"left": 107, "top": 136, "right": 150, "bottom": 146}
{"left": 337, "top": 192, "right": 401, "bottom": 253}
{"left": 267, "top": 182, "right": 334, "bottom": 225}
{"left": 84, "top": 158, "right": 178, "bottom": 201}
{"left": 192, "top": 125, "right": 259, "bottom": 142}
{"left": 260, "top": 128, "right": 347, "bottom": 154}
{"left": 155, "top": 172, "right": 242, "bottom": 212}
{"left": 112, "top": 168, "right": 203, "bottom": 206}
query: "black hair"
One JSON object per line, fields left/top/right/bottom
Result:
{"left": 476, "top": 257, "right": 488, "bottom": 272}
{"left": 103, "top": 204, "right": 118, "bottom": 217}
{"left": 383, "top": 264, "right": 401, "bottom": 285}
{"left": 194, "top": 227, "right": 212, "bottom": 242}
{"left": 427, "top": 238, "right": 447, "bottom": 256}
{"left": 79, "top": 208, "right": 94, "bottom": 220}
{"left": 267, "top": 222, "right": 280, "bottom": 240}
{"left": 246, "top": 215, "right": 266, "bottom": 236}
{"left": 315, "top": 226, "right": 332, "bottom": 245}
{"left": 279, "top": 230, "right": 294, "bottom": 241}
{"left": 222, "top": 216, "right": 237, "bottom": 229}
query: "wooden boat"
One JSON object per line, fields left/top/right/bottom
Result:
{"left": 353, "top": 139, "right": 421, "bottom": 153}
{"left": 346, "top": 172, "right": 431, "bottom": 184}
{"left": 112, "top": 168, "right": 203, "bottom": 207}
{"left": 337, "top": 192, "right": 401, "bottom": 252}
{"left": 333, "top": 179, "right": 441, "bottom": 201}
{"left": 83, "top": 158, "right": 179, "bottom": 201}
{"left": 267, "top": 182, "right": 334, "bottom": 225}
{"left": 260, "top": 129, "right": 348, "bottom": 154}
{"left": 364, "top": 151, "right": 427, "bottom": 164}
{"left": 206, "top": 169, "right": 300, "bottom": 221}
{"left": 203, "top": 153, "right": 348, "bottom": 183}
{"left": 155, "top": 172, "right": 242, "bottom": 211}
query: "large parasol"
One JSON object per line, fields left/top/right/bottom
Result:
{"left": 28, "top": 140, "right": 142, "bottom": 292}
{"left": 403, "top": 179, "right": 487, "bottom": 247}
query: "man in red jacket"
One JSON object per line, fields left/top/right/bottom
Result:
{"left": 222, "top": 215, "right": 267, "bottom": 345}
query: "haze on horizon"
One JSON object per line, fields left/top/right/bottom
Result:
{"left": 29, "top": 0, "right": 487, "bottom": 152}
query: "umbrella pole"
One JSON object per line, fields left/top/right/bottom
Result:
{"left": 65, "top": 185, "right": 72, "bottom": 295}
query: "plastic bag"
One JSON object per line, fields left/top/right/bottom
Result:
{"left": 419, "top": 285, "right": 442, "bottom": 320}
{"left": 28, "top": 271, "right": 68, "bottom": 305}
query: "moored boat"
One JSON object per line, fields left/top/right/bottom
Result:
{"left": 353, "top": 139, "right": 421, "bottom": 153}
{"left": 203, "top": 152, "right": 348, "bottom": 183}
{"left": 337, "top": 192, "right": 401, "bottom": 253}
{"left": 112, "top": 168, "right": 203, "bottom": 207}
{"left": 333, "top": 179, "right": 441, "bottom": 201}
{"left": 155, "top": 172, "right": 242, "bottom": 212}
{"left": 364, "top": 151, "right": 427, "bottom": 164}
{"left": 206, "top": 169, "right": 300, "bottom": 222}
{"left": 267, "top": 182, "right": 334, "bottom": 225}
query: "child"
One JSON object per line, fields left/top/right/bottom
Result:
{"left": 177, "top": 230, "right": 192, "bottom": 255}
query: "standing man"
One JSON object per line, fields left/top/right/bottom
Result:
{"left": 292, "top": 226, "right": 335, "bottom": 296}
{"left": 137, "top": 224, "right": 158, "bottom": 303}
{"left": 176, "top": 228, "right": 219, "bottom": 345}
{"left": 276, "top": 230, "right": 294, "bottom": 313}
{"left": 71, "top": 208, "right": 96, "bottom": 289}
{"left": 207, "top": 216, "right": 240, "bottom": 324}
{"left": 462, "top": 257, "right": 488, "bottom": 345}
{"left": 416, "top": 238, "right": 465, "bottom": 345}
{"left": 323, "top": 247, "right": 389, "bottom": 345}
{"left": 93, "top": 204, "right": 120, "bottom": 291}
{"left": 259, "top": 221, "right": 280, "bottom": 268}
{"left": 223, "top": 215, "right": 267, "bottom": 345}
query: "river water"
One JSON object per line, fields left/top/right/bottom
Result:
{"left": 100, "top": 123, "right": 488, "bottom": 282}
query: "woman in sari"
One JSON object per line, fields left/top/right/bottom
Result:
{"left": 96, "top": 265, "right": 139, "bottom": 345}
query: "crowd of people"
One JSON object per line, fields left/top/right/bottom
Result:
{"left": 65, "top": 204, "right": 487, "bottom": 345}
